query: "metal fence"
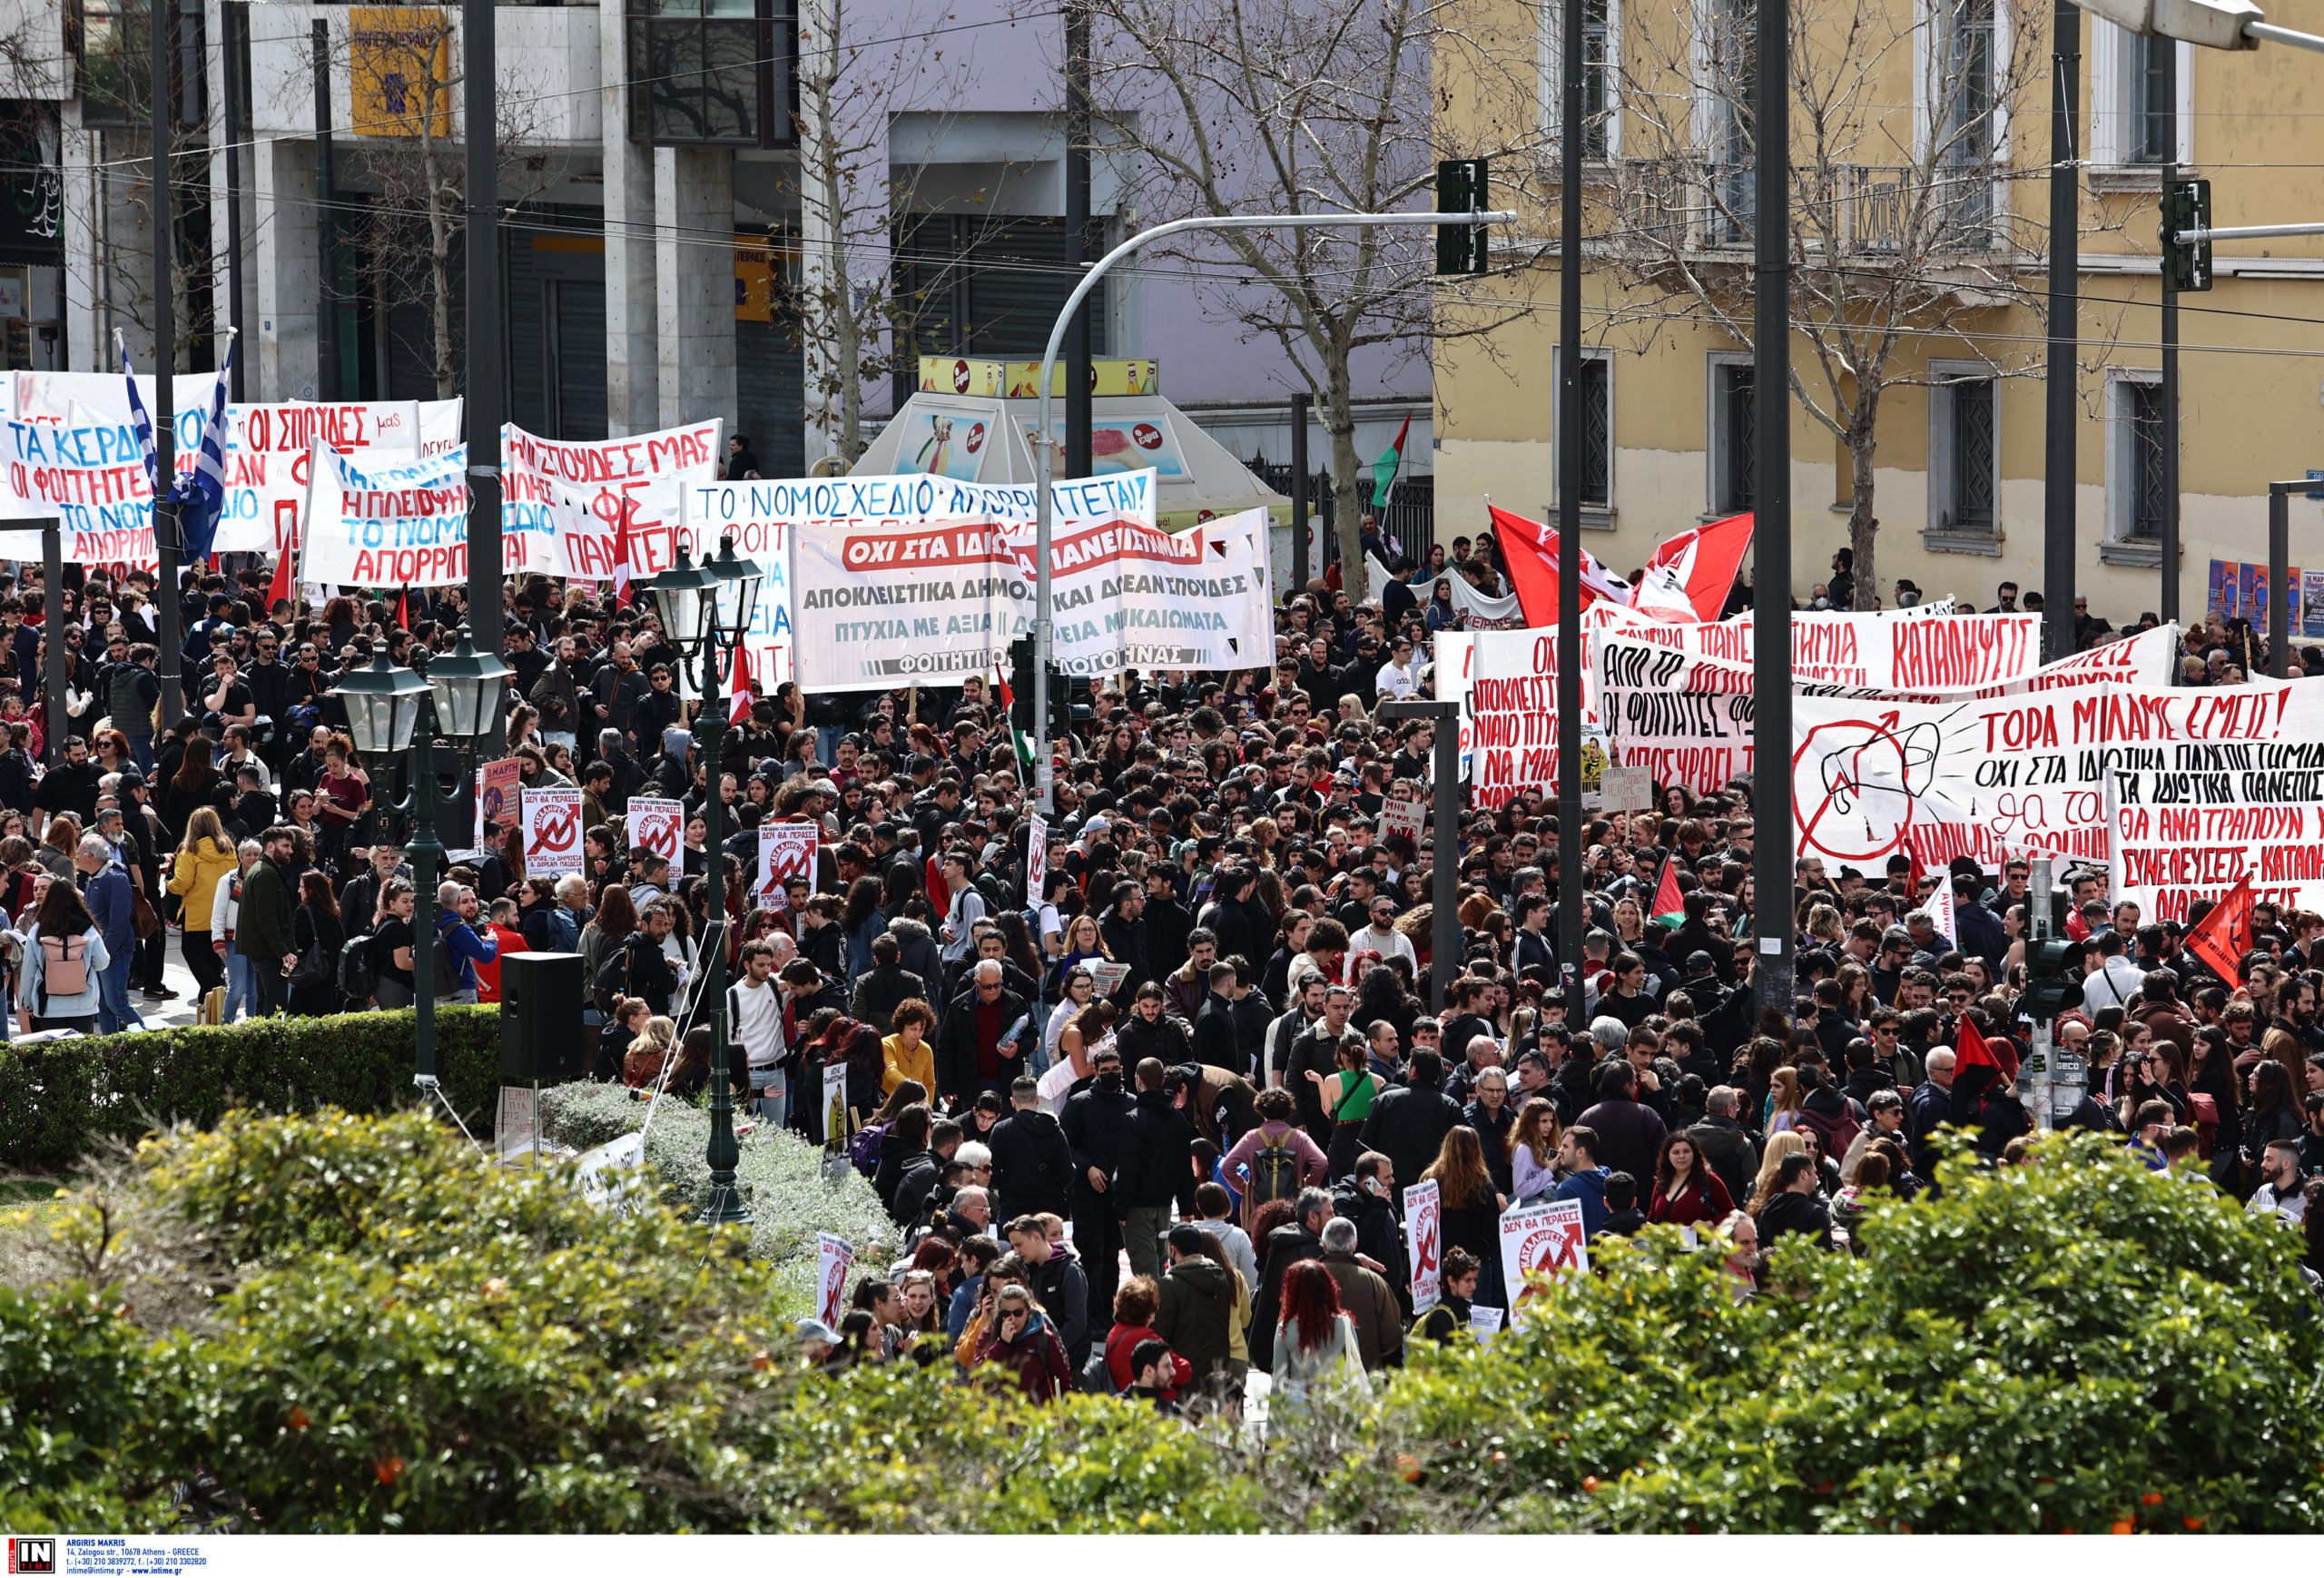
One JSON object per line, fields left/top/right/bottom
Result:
{"left": 1613, "top": 160, "right": 2004, "bottom": 257}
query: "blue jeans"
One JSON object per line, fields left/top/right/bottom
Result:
{"left": 224, "top": 953, "right": 253, "bottom": 1022}
{"left": 95, "top": 949, "right": 144, "bottom": 1035}
{"left": 127, "top": 735, "right": 155, "bottom": 774}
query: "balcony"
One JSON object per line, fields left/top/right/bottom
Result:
{"left": 1611, "top": 159, "right": 2007, "bottom": 261}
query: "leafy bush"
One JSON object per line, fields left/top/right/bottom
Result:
{"left": 0, "top": 1009, "right": 501, "bottom": 1171}
{"left": 4, "top": 1117, "right": 2319, "bottom": 1534}
{"left": 1367, "top": 1134, "right": 2324, "bottom": 1534}
{"left": 537, "top": 1081, "right": 899, "bottom": 1309}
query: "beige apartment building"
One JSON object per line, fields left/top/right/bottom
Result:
{"left": 1434, "top": 0, "right": 2324, "bottom": 624}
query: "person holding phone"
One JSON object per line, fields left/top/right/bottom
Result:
{"left": 971, "top": 1281, "right": 1070, "bottom": 1402}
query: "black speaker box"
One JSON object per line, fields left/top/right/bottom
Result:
{"left": 500, "top": 952, "right": 587, "bottom": 1082}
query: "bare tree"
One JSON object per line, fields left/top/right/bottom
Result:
{"left": 1600, "top": 0, "right": 2114, "bottom": 606}
{"left": 1075, "top": 0, "right": 1546, "bottom": 573}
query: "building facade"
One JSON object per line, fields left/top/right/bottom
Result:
{"left": 2, "top": 0, "right": 1425, "bottom": 504}
{"left": 1434, "top": 0, "right": 2324, "bottom": 621}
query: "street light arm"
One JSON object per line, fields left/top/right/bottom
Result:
{"left": 1027, "top": 207, "right": 1518, "bottom": 811}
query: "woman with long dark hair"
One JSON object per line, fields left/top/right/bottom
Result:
{"left": 840, "top": 875, "right": 885, "bottom": 986}
{"left": 1648, "top": 1131, "right": 1736, "bottom": 1228}
{"left": 290, "top": 869, "right": 345, "bottom": 1016}
{"left": 1421, "top": 1126, "right": 1507, "bottom": 1308}
{"left": 1268, "top": 1259, "right": 1366, "bottom": 1404}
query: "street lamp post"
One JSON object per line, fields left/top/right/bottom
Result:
{"left": 646, "top": 539, "right": 764, "bottom": 1225}
{"left": 332, "top": 629, "right": 511, "bottom": 1089}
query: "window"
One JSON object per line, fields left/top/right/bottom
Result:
{"left": 2108, "top": 372, "right": 2168, "bottom": 544}
{"left": 890, "top": 214, "right": 1110, "bottom": 409}
{"left": 1699, "top": 0, "right": 1755, "bottom": 244}
{"left": 2091, "top": 22, "right": 2191, "bottom": 169}
{"left": 625, "top": 0, "right": 796, "bottom": 148}
{"left": 1542, "top": 0, "right": 1619, "bottom": 162}
{"left": 1554, "top": 349, "right": 1612, "bottom": 511}
{"left": 1709, "top": 358, "right": 1754, "bottom": 515}
{"left": 1927, "top": 365, "right": 1999, "bottom": 538}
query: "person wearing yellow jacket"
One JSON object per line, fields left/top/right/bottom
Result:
{"left": 881, "top": 998, "right": 939, "bottom": 1093}
{"left": 164, "top": 805, "right": 239, "bottom": 1001}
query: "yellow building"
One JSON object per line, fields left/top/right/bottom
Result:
{"left": 1433, "top": 0, "right": 2324, "bottom": 624}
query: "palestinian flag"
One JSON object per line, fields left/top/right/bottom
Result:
{"left": 993, "top": 661, "right": 1033, "bottom": 766}
{"left": 1651, "top": 855, "right": 1685, "bottom": 928}
{"left": 1371, "top": 412, "right": 1412, "bottom": 508}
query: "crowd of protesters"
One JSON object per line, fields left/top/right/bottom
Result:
{"left": 2, "top": 525, "right": 2320, "bottom": 1412}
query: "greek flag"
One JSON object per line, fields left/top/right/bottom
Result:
{"left": 118, "top": 327, "right": 237, "bottom": 562}
{"left": 175, "top": 330, "right": 236, "bottom": 563}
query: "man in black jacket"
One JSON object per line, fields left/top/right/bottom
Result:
{"left": 1059, "top": 1045, "right": 1137, "bottom": 1321}
{"left": 1333, "top": 1151, "right": 1412, "bottom": 1321}
{"left": 1906, "top": 1048, "right": 1957, "bottom": 1181}
{"left": 1688, "top": 1086, "right": 1760, "bottom": 1211}
{"left": 988, "top": 1075, "right": 1073, "bottom": 1222}
{"left": 932, "top": 960, "right": 1030, "bottom": 1105}
{"left": 1112, "top": 1058, "right": 1197, "bottom": 1279}
{"left": 1191, "top": 962, "right": 1245, "bottom": 1076}
{"left": 1098, "top": 880, "right": 1150, "bottom": 995}
{"left": 846, "top": 932, "right": 928, "bottom": 1035}
{"left": 1005, "top": 1218, "right": 1093, "bottom": 1369}
{"left": 1356, "top": 1050, "right": 1463, "bottom": 1209}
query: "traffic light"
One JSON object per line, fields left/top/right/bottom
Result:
{"left": 2162, "top": 178, "right": 2213, "bottom": 292}
{"left": 2021, "top": 936, "right": 2083, "bottom": 1023}
{"left": 1006, "top": 635, "right": 1036, "bottom": 734}
{"left": 1435, "top": 158, "right": 1490, "bottom": 277}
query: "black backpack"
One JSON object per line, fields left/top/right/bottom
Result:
{"left": 339, "top": 932, "right": 377, "bottom": 1002}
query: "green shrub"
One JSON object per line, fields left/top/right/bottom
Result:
{"left": 0, "top": 1009, "right": 500, "bottom": 1171}
{"left": 1364, "top": 1134, "right": 2324, "bottom": 1534}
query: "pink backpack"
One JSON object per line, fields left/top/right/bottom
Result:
{"left": 40, "top": 932, "right": 89, "bottom": 1000}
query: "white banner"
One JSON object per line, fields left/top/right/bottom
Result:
{"left": 500, "top": 419, "right": 722, "bottom": 580}
{"left": 1404, "top": 1179, "right": 1443, "bottom": 1316}
{"left": 211, "top": 401, "right": 423, "bottom": 555}
{"left": 625, "top": 796, "right": 684, "bottom": 865}
{"left": 2110, "top": 751, "right": 2324, "bottom": 922}
{"left": 1794, "top": 681, "right": 2323, "bottom": 871}
{"left": 0, "top": 417, "right": 163, "bottom": 566}
{"left": 1498, "top": 1197, "right": 1588, "bottom": 1317}
{"left": 521, "top": 784, "right": 586, "bottom": 879}
{"left": 687, "top": 482, "right": 798, "bottom": 686}
{"left": 785, "top": 474, "right": 1034, "bottom": 691}
{"left": 300, "top": 442, "right": 470, "bottom": 587}
{"left": 816, "top": 1231, "right": 856, "bottom": 1326}
{"left": 759, "top": 821, "right": 818, "bottom": 906}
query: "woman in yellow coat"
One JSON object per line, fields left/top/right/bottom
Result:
{"left": 164, "top": 805, "right": 239, "bottom": 1002}
{"left": 881, "top": 997, "right": 939, "bottom": 1094}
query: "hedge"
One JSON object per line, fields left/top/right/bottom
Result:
{"left": 0, "top": 1009, "right": 502, "bottom": 1172}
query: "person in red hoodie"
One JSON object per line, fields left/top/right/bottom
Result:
{"left": 1647, "top": 1131, "right": 1737, "bottom": 1228}
{"left": 1102, "top": 1275, "right": 1193, "bottom": 1399}
{"left": 474, "top": 895, "right": 531, "bottom": 1005}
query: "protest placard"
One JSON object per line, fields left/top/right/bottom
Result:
{"left": 1026, "top": 814, "right": 1049, "bottom": 902}
{"left": 474, "top": 756, "right": 521, "bottom": 846}
{"left": 1469, "top": 1305, "right": 1505, "bottom": 1345}
{"left": 1498, "top": 1198, "right": 1588, "bottom": 1316}
{"left": 759, "top": 822, "right": 818, "bottom": 906}
{"left": 0, "top": 416, "right": 163, "bottom": 567}
{"left": 824, "top": 1064, "right": 852, "bottom": 1149}
{"left": 300, "top": 441, "right": 470, "bottom": 587}
{"left": 626, "top": 796, "right": 684, "bottom": 865}
{"left": 816, "top": 1232, "right": 856, "bottom": 1326}
{"left": 521, "top": 784, "right": 585, "bottom": 879}
{"left": 1378, "top": 795, "right": 1425, "bottom": 846}
{"left": 1404, "top": 1179, "right": 1443, "bottom": 1316}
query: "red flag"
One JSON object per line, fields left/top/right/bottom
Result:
{"left": 1650, "top": 854, "right": 1685, "bottom": 927}
{"left": 263, "top": 548, "right": 294, "bottom": 616}
{"left": 2185, "top": 873, "right": 2256, "bottom": 984}
{"left": 729, "top": 645, "right": 754, "bottom": 727}
{"left": 396, "top": 589, "right": 410, "bottom": 631}
{"left": 1632, "top": 513, "right": 1753, "bottom": 623}
{"left": 1954, "top": 1012, "right": 2019, "bottom": 1082}
{"left": 1489, "top": 506, "right": 1630, "bottom": 627}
